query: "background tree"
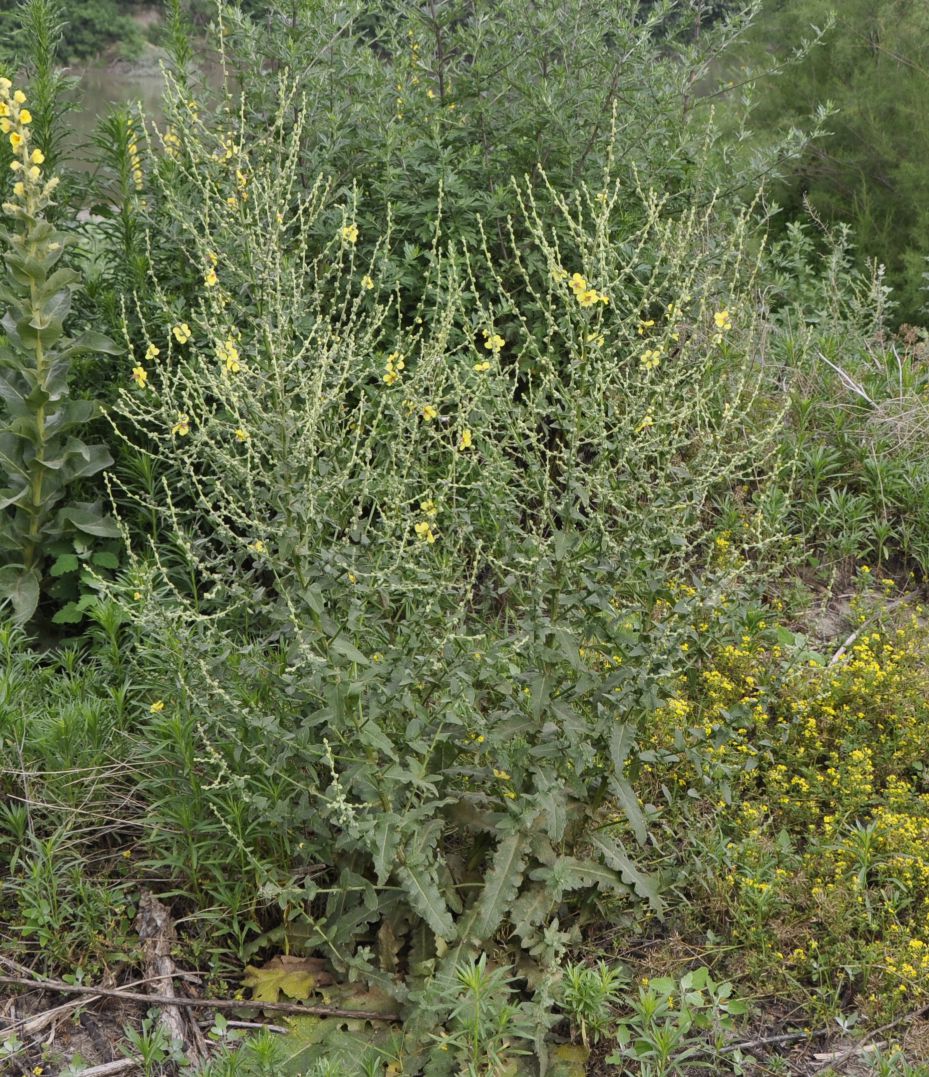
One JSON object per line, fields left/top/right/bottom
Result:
{"left": 744, "top": 0, "right": 929, "bottom": 323}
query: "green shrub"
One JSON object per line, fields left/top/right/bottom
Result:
{"left": 93, "top": 67, "right": 790, "bottom": 1055}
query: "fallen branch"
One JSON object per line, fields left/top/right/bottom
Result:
{"left": 720, "top": 1025, "right": 832, "bottom": 1054}
{"left": 809, "top": 1002, "right": 929, "bottom": 1075}
{"left": 65, "top": 1060, "right": 141, "bottom": 1076}
{"left": 0, "top": 975, "right": 401, "bottom": 1023}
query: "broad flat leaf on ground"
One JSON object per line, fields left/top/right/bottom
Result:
{"left": 242, "top": 955, "right": 333, "bottom": 1003}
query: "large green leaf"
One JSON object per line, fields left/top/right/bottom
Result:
{"left": 397, "top": 861, "right": 455, "bottom": 940}
{"left": 468, "top": 832, "right": 527, "bottom": 942}
{"left": 588, "top": 831, "right": 663, "bottom": 913}
{"left": 0, "top": 564, "right": 40, "bottom": 623}
{"left": 58, "top": 502, "right": 120, "bottom": 538}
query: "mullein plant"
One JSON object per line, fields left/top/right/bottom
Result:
{"left": 0, "top": 77, "right": 119, "bottom": 623}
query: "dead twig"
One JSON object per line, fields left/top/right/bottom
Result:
{"left": 65, "top": 1061, "right": 142, "bottom": 1076}
{"left": 809, "top": 1003, "right": 929, "bottom": 1075}
{"left": 0, "top": 975, "right": 402, "bottom": 1023}
{"left": 720, "top": 1025, "right": 832, "bottom": 1054}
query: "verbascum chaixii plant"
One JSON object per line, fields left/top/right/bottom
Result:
{"left": 0, "top": 77, "right": 119, "bottom": 622}
{"left": 104, "top": 73, "right": 793, "bottom": 1059}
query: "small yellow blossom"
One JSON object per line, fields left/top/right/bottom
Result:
{"left": 14, "top": 90, "right": 27, "bottom": 105}
{"left": 249, "top": 539, "right": 266, "bottom": 554}
{"left": 145, "top": 343, "right": 160, "bottom": 361}
{"left": 172, "top": 323, "right": 192, "bottom": 344}
{"left": 420, "top": 499, "right": 437, "bottom": 517}
{"left": 458, "top": 428, "right": 473, "bottom": 450}
{"left": 637, "top": 413, "right": 654, "bottom": 432}
{"left": 473, "top": 361, "right": 491, "bottom": 373}
{"left": 217, "top": 337, "right": 241, "bottom": 373}
{"left": 13, "top": 181, "right": 24, "bottom": 198}
{"left": 640, "top": 348, "right": 661, "bottom": 371}
{"left": 131, "top": 365, "right": 148, "bottom": 388}
{"left": 204, "top": 267, "right": 218, "bottom": 288}
{"left": 171, "top": 413, "right": 191, "bottom": 436}
{"left": 569, "top": 273, "right": 587, "bottom": 294}
{"left": 713, "top": 309, "right": 732, "bottom": 331}
{"left": 414, "top": 520, "right": 437, "bottom": 544}
{"left": 383, "top": 369, "right": 399, "bottom": 385}
{"left": 361, "top": 274, "right": 374, "bottom": 290}
{"left": 30, "top": 148, "right": 44, "bottom": 165}
{"left": 9, "top": 131, "right": 22, "bottom": 150}
{"left": 493, "top": 768, "right": 511, "bottom": 781}
{"left": 234, "top": 427, "right": 249, "bottom": 442}
{"left": 133, "top": 591, "right": 142, "bottom": 601}
{"left": 18, "top": 108, "right": 31, "bottom": 125}
{"left": 27, "top": 165, "right": 40, "bottom": 182}
{"left": 484, "top": 333, "right": 505, "bottom": 352}
{"left": 421, "top": 404, "right": 438, "bottom": 421}
{"left": 149, "top": 700, "right": 165, "bottom": 713}
{"left": 340, "top": 223, "right": 359, "bottom": 244}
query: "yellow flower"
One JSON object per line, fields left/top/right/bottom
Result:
{"left": 420, "top": 499, "right": 437, "bottom": 517}
{"left": 131, "top": 365, "right": 148, "bottom": 388}
{"left": 172, "top": 323, "right": 192, "bottom": 344}
{"left": 14, "top": 90, "right": 27, "bottom": 105}
{"left": 714, "top": 309, "right": 732, "bottom": 331}
{"left": 204, "top": 267, "right": 218, "bottom": 287}
{"left": 637, "top": 413, "right": 654, "bottom": 432}
{"left": 234, "top": 427, "right": 249, "bottom": 442}
{"left": 473, "top": 361, "right": 491, "bottom": 373}
{"left": 493, "top": 768, "right": 511, "bottom": 781}
{"left": 30, "top": 148, "right": 44, "bottom": 165}
{"left": 640, "top": 348, "right": 661, "bottom": 371}
{"left": 484, "top": 333, "right": 505, "bottom": 352}
{"left": 27, "top": 165, "right": 40, "bottom": 182}
{"left": 383, "top": 369, "right": 399, "bottom": 385}
{"left": 414, "top": 521, "right": 437, "bottom": 544}
{"left": 145, "top": 342, "right": 160, "bottom": 361}
{"left": 569, "top": 273, "right": 587, "bottom": 294}
{"left": 18, "top": 108, "right": 31, "bottom": 125}
{"left": 217, "top": 337, "right": 241, "bottom": 372}
{"left": 9, "top": 131, "right": 22, "bottom": 150}
{"left": 133, "top": 591, "right": 142, "bottom": 601}
{"left": 249, "top": 539, "right": 266, "bottom": 554}
{"left": 577, "top": 288, "right": 608, "bottom": 308}
{"left": 13, "top": 181, "right": 24, "bottom": 198}
{"left": 149, "top": 700, "right": 165, "bottom": 713}
{"left": 171, "top": 413, "right": 191, "bottom": 436}
{"left": 421, "top": 404, "right": 438, "bottom": 421}
{"left": 551, "top": 266, "right": 568, "bottom": 282}
{"left": 361, "top": 274, "right": 374, "bottom": 290}
{"left": 340, "top": 223, "right": 359, "bottom": 244}
{"left": 9, "top": 159, "right": 20, "bottom": 170}
{"left": 458, "top": 428, "right": 473, "bottom": 450}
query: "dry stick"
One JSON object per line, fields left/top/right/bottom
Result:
{"left": 0, "top": 975, "right": 401, "bottom": 1023}
{"left": 809, "top": 1001, "right": 929, "bottom": 1076}
{"left": 62, "top": 1061, "right": 141, "bottom": 1077}
{"left": 720, "top": 1025, "right": 832, "bottom": 1055}
{"left": 828, "top": 594, "right": 910, "bottom": 666}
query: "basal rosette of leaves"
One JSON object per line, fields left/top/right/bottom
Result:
{"left": 0, "top": 77, "right": 119, "bottom": 623}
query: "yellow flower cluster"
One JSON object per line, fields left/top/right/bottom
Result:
{"left": 216, "top": 336, "right": 241, "bottom": 374}
{"left": 1, "top": 79, "right": 56, "bottom": 213}
{"left": 128, "top": 120, "right": 143, "bottom": 191}
{"left": 382, "top": 351, "right": 404, "bottom": 386}
{"left": 568, "top": 272, "right": 609, "bottom": 308}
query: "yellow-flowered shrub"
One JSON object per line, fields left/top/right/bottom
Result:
{"left": 639, "top": 591, "right": 929, "bottom": 1015}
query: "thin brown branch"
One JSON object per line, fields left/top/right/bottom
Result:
{"left": 0, "top": 975, "right": 401, "bottom": 1023}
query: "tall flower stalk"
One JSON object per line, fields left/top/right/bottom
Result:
{"left": 0, "top": 77, "right": 119, "bottom": 623}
